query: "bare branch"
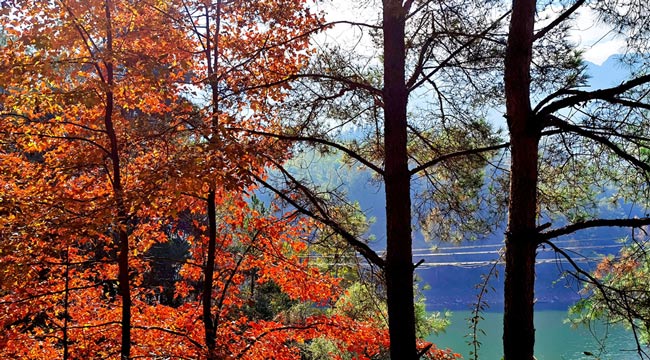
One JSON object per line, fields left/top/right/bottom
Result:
{"left": 225, "top": 72, "right": 381, "bottom": 100}
{"left": 543, "top": 115, "right": 650, "bottom": 174}
{"left": 536, "top": 74, "right": 650, "bottom": 115}
{"left": 539, "top": 217, "right": 650, "bottom": 241}
{"left": 324, "top": 20, "right": 381, "bottom": 30}
{"left": 533, "top": 0, "right": 587, "bottom": 41}
{"left": 409, "top": 142, "right": 510, "bottom": 175}
{"left": 250, "top": 171, "right": 385, "bottom": 269}
{"left": 227, "top": 127, "right": 384, "bottom": 176}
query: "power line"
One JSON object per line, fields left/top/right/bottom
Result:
{"left": 416, "top": 256, "right": 604, "bottom": 269}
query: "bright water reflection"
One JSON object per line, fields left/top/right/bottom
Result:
{"left": 429, "top": 310, "right": 645, "bottom": 359}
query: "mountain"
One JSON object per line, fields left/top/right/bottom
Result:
{"left": 584, "top": 54, "right": 637, "bottom": 90}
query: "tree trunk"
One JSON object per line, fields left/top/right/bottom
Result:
{"left": 116, "top": 200, "right": 131, "bottom": 360}
{"left": 62, "top": 247, "right": 70, "bottom": 360}
{"left": 202, "top": 190, "right": 218, "bottom": 359}
{"left": 382, "top": 0, "right": 417, "bottom": 358}
{"left": 503, "top": 0, "right": 538, "bottom": 359}
{"left": 103, "top": 2, "right": 131, "bottom": 358}
{"left": 202, "top": 3, "right": 222, "bottom": 358}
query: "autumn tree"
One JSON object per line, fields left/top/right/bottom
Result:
{"left": 153, "top": 0, "right": 323, "bottom": 357}
{"left": 502, "top": 0, "right": 650, "bottom": 358}
{"left": 0, "top": 0, "right": 195, "bottom": 358}
{"left": 1, "top": 0, "right": 427, "bottom": 359}
{"left": 163, "top": 194, "right": 408, "bottom": 359}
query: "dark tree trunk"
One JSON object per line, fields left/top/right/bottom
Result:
{"left": 62, "top": 247, "right": 70, "bottom": 360}
{"left": 202, "top": 3, "right": 222, "bottom": 358}
{"left": 503, "top": 0, "right": 538, "bottom": 359}
{"left": 203, "top": 190, "right": 218, "bottom": 360}
{"left": 103, "top": 2, "right": 131, "bottom": 358}
{"left": 382, "top": 0, "right": 417, "bottom": 358}
{"left": 116, "top": 200, "right": 131, "bottom": 360}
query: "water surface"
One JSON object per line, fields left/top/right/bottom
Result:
{"left": 429, "top": 310, "right": 644, "bottom": 359}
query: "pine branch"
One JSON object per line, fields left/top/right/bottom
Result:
{"left": 407, "top": 10, "right": 510, "bottom": 91}
{"left": 409, "top": 142, "right": 510, "bottom": 175}
{"left": 532, "top": 0, "right": 587, "bottom": 41}
{"left": 250, "top": 171, "right": 386, "bottom": 269}
{"left": 537, "top": 74, "right": 650, "bottom": 115}
{"left": 539, "top": 217, "right": 650, "bottom": 241}
{"left": 543, "top": 115, "right": 650, "bottom": 174}
{"left": 226, "top": 127, "right": 384, "bottom": 176}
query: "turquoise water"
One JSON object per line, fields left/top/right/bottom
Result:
{"left": 429, "top": 310, "right": 645, "bottom": 359}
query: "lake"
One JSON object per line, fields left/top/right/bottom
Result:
{"left": 429, "top": 310, "right": 644, "bottom": 359}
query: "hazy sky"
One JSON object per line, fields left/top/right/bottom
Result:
{"left": 314, "top": 1, "right": 627, "bottom": 66}
{"left": 572, "top": 7, "right": 627, "bottom": 65}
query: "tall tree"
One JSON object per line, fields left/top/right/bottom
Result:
{"left": 245, "top": 1, "right": 509, "bottom": 358}
{"left": 502, "top": 1, "right": 650, "bottom": 358}
{"left": 0, "top": 0, "right": 194, "bottom": 358}
{"left": 382, "top": 0, "right": 416, "bottom": 356}
{"left": 161, "top": 0, "right": 320, "bottom": 357}
{"left": 503, "top": 0, "right": 537, "bottom": 358}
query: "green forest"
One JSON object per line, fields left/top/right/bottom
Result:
{"left": 2, "top": 0, "right": 650, "bottom": 359}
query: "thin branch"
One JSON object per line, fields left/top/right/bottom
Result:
{"left": 227, "top": 127, "right": 384, "bottom": 176}
{"left": 537, "top": 74, "right": 650, "bottom": 115}
{"left": 409, "top": 142, "right": 510, "bottom": 175}
{"left": 181, "top": 0, "right": 208, "bottom": 52}
{"left": 68, "top": 321, "right": 121, "bottom": 329}
{"left": 213, "top": 239, "right": 257, "bottom": 329}
{"left": 543, "top": 115, "right": 650, "bottom": 174}
{"left": 251, "top": 172, "right": 385, "bottom": 269}
{"left": 539, "top": 217, "right": 650, "bottom": 241}
{"left": 228, "top": 72, "right": 382, "bottom": 99}
{"left": 539, "top": 239, "right": 615, "bottom": 305}
{"left": 58, "top": 0, "right": 106, "bottom": 83}
{"left": 468, "top": 248, "right": 503, "bottom": 360}
{"left": 4, "top": 131, "right": 111, "bottom": 155}
{"left": 533, "top": 0, "right": 587, "bottom": 41}
{"left": 407, "top": 10, "right": 510, "bottom": 91}
{"left": 0, "top": 284, "right": 102, "bottom": 305}
{"left": 407, "top": 124, "right": 439, "bottom": 154}
{"left": 234, "top": 322, "right": 326, "bottom": 359}
{"left": 603, "top": 97, "right": 650, "bottom": 111}
{"left": 324, "top": 20, "right": 381, "bottom": 30}
{"left": 132, "top": 325, "right": 203, "bottom": 349}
